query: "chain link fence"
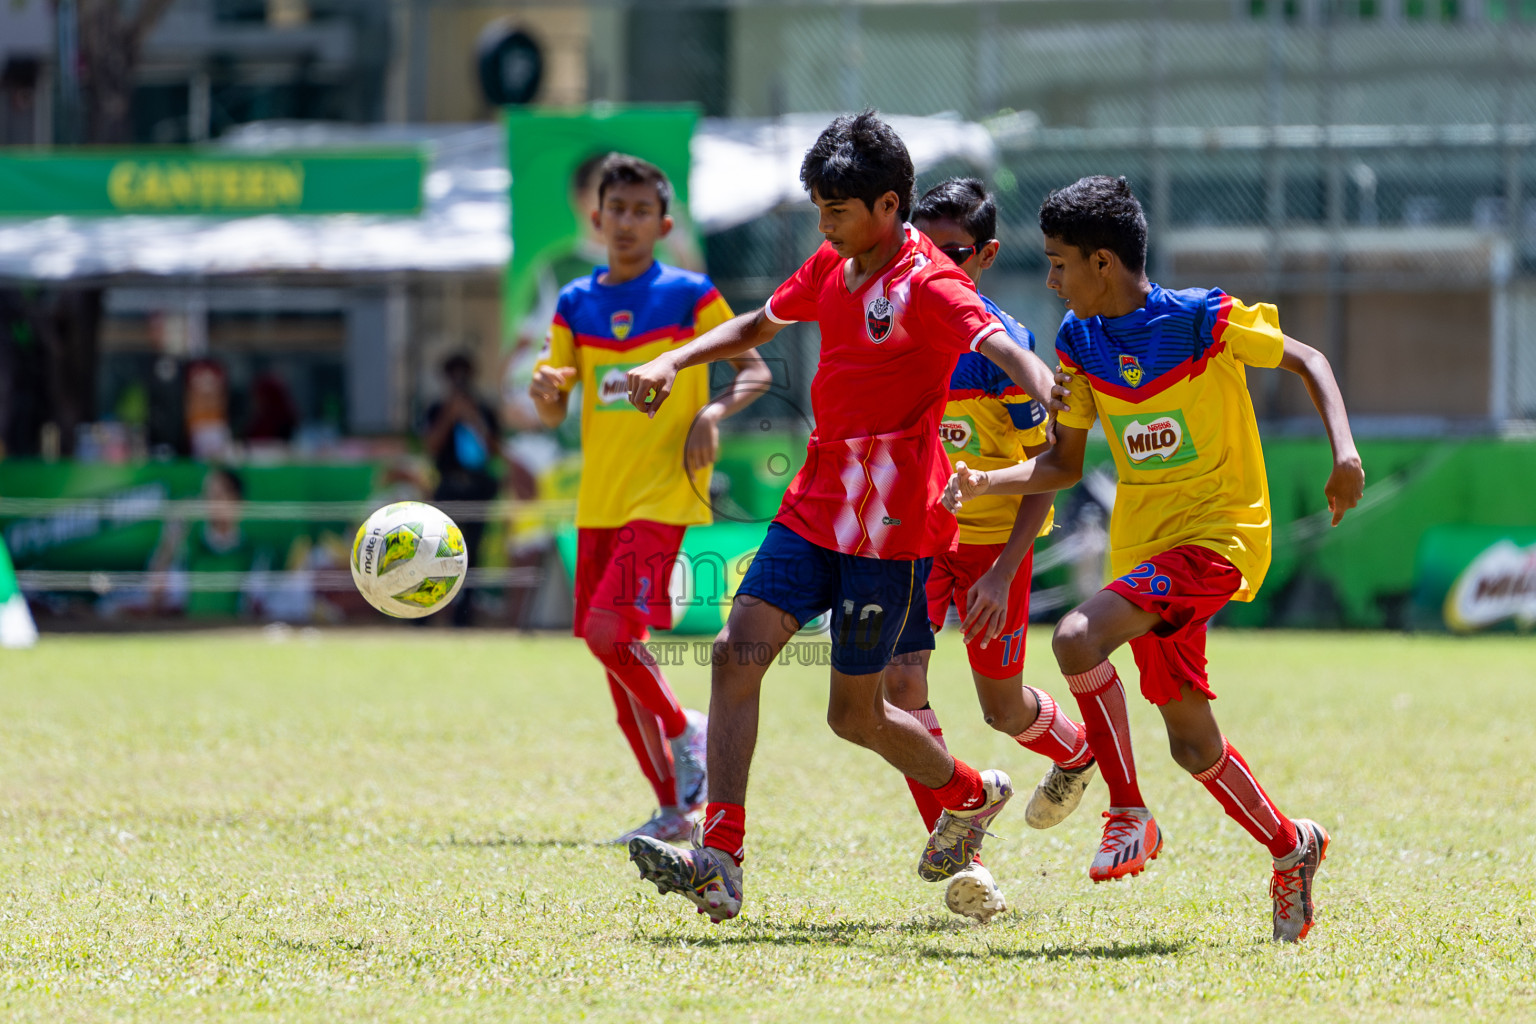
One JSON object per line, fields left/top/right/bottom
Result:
{"left": 640, "top": 0, "right": 1536, "bottom": 428}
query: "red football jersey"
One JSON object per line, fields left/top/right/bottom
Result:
{"left": 765, "top": 226, "right": 1006, "bottom": 560}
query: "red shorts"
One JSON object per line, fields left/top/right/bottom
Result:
{"left": 925, "top": 543, "right": 1034, "bottom": 681}
{"left": 1105, "top": 544, "right": 1242, "bottom": 706}
{"left": 573, "top": 520, "right": 687, "bottom": 636}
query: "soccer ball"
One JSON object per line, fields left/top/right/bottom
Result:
{"left": 350, "top": 501, "right": 469, "bottom": 619}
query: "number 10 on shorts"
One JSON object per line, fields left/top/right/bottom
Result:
{"left": 837, "top": 600, "right": 885, "bottom": 651}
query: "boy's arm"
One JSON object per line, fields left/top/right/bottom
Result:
{"left": 944, "top": 424, "right": 1089, "bottom": 510}
{"left": 684, "top": 348, "right": 775, "bottom": 477}
{"left": 960, "top": 488, "right": 1056, "bottom": 646}
{"left": 975, "top": 332, "right": 1070, "bottom": 424}
{"left": 628, "top": 308, "right": 785, "bottom": 417}
{"left": 1278, "top": 336, "right": 1364, "bottom": 526}
{"left": 528, "top": 366, "right": 575, "bottom": 428}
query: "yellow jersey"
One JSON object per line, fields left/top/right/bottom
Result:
{"left": 940, "top": 295, "right": 1054, "bottom": 545}
{"left": 1054, "top": 286, "right": 1284, "bottom": 601}
{"left": 535, "top": 261, "right": 735, "bottom": 528}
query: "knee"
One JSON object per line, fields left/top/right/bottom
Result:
{"left": 882, "top": 665, "right": 926, "bottom": 711}
{"left": 826, "top": 703, "right": 878, "bottom": 746}
{"left": 978, "top": 689, "right": 1033, "bottom": 736}
{"left": 1167, "top": 733, "right": 1223, "bottom": 774}
{"left": 1051, "top": 610, "right": 1100, "bottom": 669}
{"left": 582, "top": 610, "right": 625, "bottom": 659}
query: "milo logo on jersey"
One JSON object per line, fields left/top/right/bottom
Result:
{"left": 594, "top": 362, "right": 642, "bottom": 411}
{"left": 1108, "top": 409, "right": 1198, "bottom": 469}
{"left": 938, "top": 414, "right": 981, "bottom": 457}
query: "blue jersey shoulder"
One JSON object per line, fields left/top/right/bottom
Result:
{"left": 950, "top": 295, "right": 1036, "bottom": 393}
{"left": 557, "top": 262, "right": 716, "bottom": 338}
{"left": 1054, "top": 284, "right": 1222, "bottom": 385}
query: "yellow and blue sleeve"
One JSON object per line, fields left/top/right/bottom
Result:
{"left": 1214, "top": 294, "right": 1285, "bottom": 369}
{"left": 693, "top": 287, "right": 735, "bottom": 337}
{"left": 533, "top": 313, "right": 578, "bottom": 389}
{"left": 1054, "top": 349, "right": 1098, "bottom": 431}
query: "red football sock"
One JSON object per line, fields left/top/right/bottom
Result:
{"left": 605, "top": 673, "right": 678, "bottom": 809}
{"left": 702, "top": 802, "right": 746, "bottom": 865}
{"left": 1012, "top": 686, "right": 1093, "bottom": 768}
{"left": 930, "top": 757, "right": 986, "bottom": 812}
{"left": 583, "top": 610, "right": 688, "bottom": 738}
{"left": 1064, "top": 661, "right": 1145, "bottom": 808}
{"left": 898, "top": 704, "right": 947, "bottom": 833}
{"left": 1193, "top": 738, "right": 1299, "bottom": 859}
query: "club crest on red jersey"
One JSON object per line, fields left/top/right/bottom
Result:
{"left": 865, "top": 295, "right": 894, "bottom": 343}
{"left": 610, "top": 310, "right": 634, "bottom": 341}
{"left": 1118, "top": 353, "right": 1144, "bottom": 387}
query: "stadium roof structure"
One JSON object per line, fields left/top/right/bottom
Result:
{"left": 0, "top": 113, "right": 994, "bottom": 282}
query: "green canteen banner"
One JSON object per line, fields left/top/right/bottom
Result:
{"left": 0, "top": 149, "right": 425, "bottom": 216}
{"left": 1412, "top": 525, "right": 1536, "bottom": 633}
{"left": 503, "top": 106, "right": 699, "bottom": 345}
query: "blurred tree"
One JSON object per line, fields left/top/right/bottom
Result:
{"left": 73, "top": 0, "right": 180, "bottom": 143}
{"left": 0, "top": 0, "right": 179, "bottom": 456}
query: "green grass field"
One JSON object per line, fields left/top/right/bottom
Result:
{"left": 0, "top": 628, "right": 1533, "bottom": 1022}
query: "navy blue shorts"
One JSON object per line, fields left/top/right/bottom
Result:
{"left": 735, "top": 522, "right": 935, "bottom": 675}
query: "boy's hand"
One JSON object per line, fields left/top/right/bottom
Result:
{"left": 941, "top": 461, "right": 990, "bottom": 513}
{"left": 1326, "top": 453, "right": 1365, "bottom": 526}
{"left": 961, "top": 565, "right": 1011, "bottom": 647}
{"left": 684, "top": 406, "right": 722, "bottom": 479}
{"left": 529, "top": 365, "right": 576, "bottom": 403}
{"left": 1042, "top": 369, "right": 1073, "bottom": 444}
{"left": 627, "top": 356, "right": 677, "bottom": 417}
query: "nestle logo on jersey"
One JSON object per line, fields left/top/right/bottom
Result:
{"left": 865, "top": 295, "right": 894, "bottom": 343}
{"left": 1110, "top": 410, "right": 1198, "bottom": 469}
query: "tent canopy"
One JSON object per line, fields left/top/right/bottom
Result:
{"left": 0, "top": 114, "right": 996, "bottom": 281}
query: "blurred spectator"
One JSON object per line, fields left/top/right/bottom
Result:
{"left": 139, "top": 466, "right": 265, "bottom": 619}
{"left": 423, "top": 352, "right": 501, "bottom": 627}
{"left": 246, "top": 371, "right": 299, "bottom": 444}
{"left": 185, "top": 359, "right": 233, "bottom": 460}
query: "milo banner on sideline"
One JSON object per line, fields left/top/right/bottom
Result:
{"left": 503, "top": 106, "right": 700, "bottom": 347}
{"left": 1412, "top": 525, "right": 1536, "bottom": 633}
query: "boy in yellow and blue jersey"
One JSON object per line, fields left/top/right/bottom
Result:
{"left": 883, "top": 179, "right": 1095, "bottom": 923}
{"left": 530, "top": 154, "right": 770, "bottom": 846}
{"left": 945, "top": 175, "right": 1365, "bottom": 942}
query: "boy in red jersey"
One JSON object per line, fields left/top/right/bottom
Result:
{"left": 530, "top": 155, "right": 770, "bottom": 845}
{"left": 884, "top": 178, "right": 1096, "bottom": 923}
{"left": 945, "top": 175, "right": 1365, "bottom": 941}
{"left": 622, "top": 112, "right": 1065, "bottom": 924}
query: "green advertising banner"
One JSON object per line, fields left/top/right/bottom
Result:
{"left": 0, "top": 149, "right": 425, "bottom": 216}
{"left": 1412, "top": 525, "right": 1536, "bottom": 633}
{"left": 503, "top": 106, "right": 700, "bottom": 345}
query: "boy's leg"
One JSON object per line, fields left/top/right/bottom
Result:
{"left": 881, "top": 648, "right": 947, "bottom": 833}
{"left": 628, "top": 593, "right": 799, "bottom": 924}
{"left": 603, "top": 674, "right": 697, "bottom": 845}
{"left": 580, "top": 521, "right": 692, "bottom": 738}
{"left": 951, "top": 544, "right": 1095, "bottom": 828}
{"left": 885, "top": 552, "right": 956, "bottom": 834}
{"left": 821, "top": 553, "right": 1012, "bottom": 884}
{"left": 574, "top": 527, "right": 685, "bottom": 821}
{"left": 1149, "top": 661, "right": 1327, "bottom": 943}
{"left": 581, "top": 522, "right": 710, "bottom": 808}
{"left": 628, "top": 522, "right": 829, "bottom": 923}
{"left": 1051, "top": 589, "right": 1166, "bottom": 881}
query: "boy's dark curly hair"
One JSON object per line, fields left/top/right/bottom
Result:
{"left": 800, "top": 110, "right": 915, "bottom": 222}
{"left": 1038, "top": 175, "right": 1148, "bottom": 273}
